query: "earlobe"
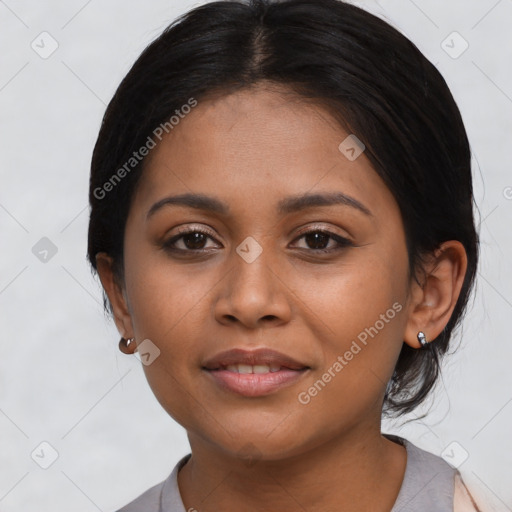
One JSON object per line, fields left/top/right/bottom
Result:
{"left": 95, "top": 253, "right": 135, "bottom": 341}
{"left": 403, "top": 241, "right": 468, "bottom": 349}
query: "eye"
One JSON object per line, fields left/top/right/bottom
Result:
{"left": 162, "top": 225, "right": 354, "bottom": 255}
{"left": 291, "top": 227, "right": 354, "bottom": 253}
{"left": 163, "top": 226, "right": 220, "bottom": 252}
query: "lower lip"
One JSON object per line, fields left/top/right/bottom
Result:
{"left": 205, "top": 368, "right": 308, "bottom": 397}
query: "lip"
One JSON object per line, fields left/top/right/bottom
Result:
{"left": 203, "top": 348, "right": 308, "bottom": 370}
{"left": 202, "top": 348, "right": 310, "bottom": 397}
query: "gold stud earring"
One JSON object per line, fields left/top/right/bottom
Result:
{"left": 119, "top": 337, "right": 135, "bottom": 354}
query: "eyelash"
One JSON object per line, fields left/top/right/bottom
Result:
{"left": 162, "top": 225, "right": 354, "bottom": 255}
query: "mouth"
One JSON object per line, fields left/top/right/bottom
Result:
{"left": 202, "top": 348, "right": 310, "bottom": 397}
{"left": 212, "top": 363, "right": 289, "bottom": 374}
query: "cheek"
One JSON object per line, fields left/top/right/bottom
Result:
{"left": 307, "top": 247, "right": 409, "bottom": 349}
{"left": 294, "top": 245, "right": 410, "bottom": 412}
{"left": 122, "top": 246, "right": 228, "bottom": 421}
{"left": 123, "top": 228, "right": 222, "bottom": 340}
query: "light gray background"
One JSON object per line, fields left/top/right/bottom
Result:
{"left": 0, "top": 0, "right": 511, "bottom": 511}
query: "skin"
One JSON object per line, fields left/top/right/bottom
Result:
{"left": 97, "top": 83, "right": 467, "bottom": 512}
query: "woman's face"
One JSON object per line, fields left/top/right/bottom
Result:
{"left": 119, "top": 85, "right": 413, "bottom": 459}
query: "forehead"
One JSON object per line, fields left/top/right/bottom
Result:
{"left": 132, "top": 85, "right": 398, "bottom": 222}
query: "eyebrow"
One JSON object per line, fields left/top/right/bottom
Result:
{"left": 146, "top": 191, "right": 372, "bottom": 218}
{"left": 147, "top": 193, "right": 229, "bottom": 218}
{"left": 278, "top": 192, "right": 372, "bottom": 216}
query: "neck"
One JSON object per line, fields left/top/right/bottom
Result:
{"left": 178, "top": 426, "right": 406, "bottom": 512}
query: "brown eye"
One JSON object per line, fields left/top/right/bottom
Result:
{"left": 181, "top": 232, "right": 208, "bottom": 250}
{"left": 163, "top": 227, "right": 220, "bottom": 253}
{"left": 304, "top": 231, "right": 331, "bottom": 250}
{"left": 292, "top": 229, "right": 354, "bottom": 253}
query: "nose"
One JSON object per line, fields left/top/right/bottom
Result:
{"left": 214, "top": 243, "right": 292, "bottom": 330}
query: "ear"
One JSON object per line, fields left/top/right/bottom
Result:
{"left": 403, "top": 241, "right": 468, "bottom": 349}
{"left": 95, "top": 253, "right": 135, "bottom": 347}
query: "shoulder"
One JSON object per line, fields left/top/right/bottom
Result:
{"left": 114, "top": 454, "right": 191, "bottom": 512}
{"left": 388, "top": 435, "right": 456, "bottom": 512}
{"left": 387, "top": 435, "right": 484, "bottom": 512}
{"left": 115, "top": 479, "right": 166, "bottom": 512}
{"left": 454, "top": 473, "right": 482, "bottom": 512}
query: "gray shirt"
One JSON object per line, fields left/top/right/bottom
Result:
{"left": 115, "top": 436, "right": 472, "bottom": 512}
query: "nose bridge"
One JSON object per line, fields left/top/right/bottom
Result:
{"left": 215, "top": 235, "right": 292, "bottom": 328}
{"left": 231, "top": 238, "right": 277, "bottom": 308}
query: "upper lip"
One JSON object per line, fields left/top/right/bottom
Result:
{"left": 202, "top": 348, "right": 309, "bottom": 370}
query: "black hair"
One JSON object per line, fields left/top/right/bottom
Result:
{"left": 87, "top": 0, "right": 479, "bottom": 417}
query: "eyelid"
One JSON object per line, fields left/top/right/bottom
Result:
{"left": 171, "top": 223, "right": 349, "bottom": 240}
{"left": 163, "top": 222, "right": 354, "bottom": 253}
{"left": 293, "top": 223, "right": 352, "bottom": 241}
{"left": 175, "top": 224, "right": 216, "bottom": 235}
{"left": 174, "top": 224, "right": 222, "bottom": 244}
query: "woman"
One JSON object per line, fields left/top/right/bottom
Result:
{"left": 88, "top": 0, "right": 483, "bottom": 510}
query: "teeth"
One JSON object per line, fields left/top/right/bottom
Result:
{"left": 224, "top": 364, "right": 282, "bottom": 374}
{"left": 238, "top": 364, "right": 253, "bottom": 374}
